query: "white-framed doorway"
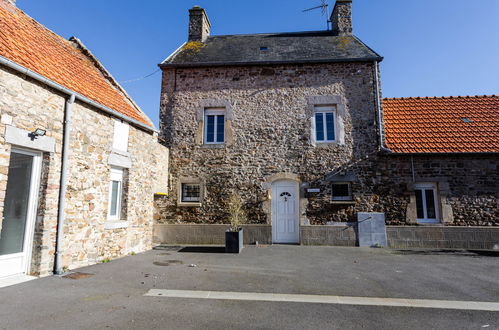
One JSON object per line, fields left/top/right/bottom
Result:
{"left": 271, "top": 180, "right": 300, "bottom": 244}
{"left": 0, "top": 148, "right": 42, "bottom": 278}
{"left": 414, "top": 182, "right": 440, "bottom": 224}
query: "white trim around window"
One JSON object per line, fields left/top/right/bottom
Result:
{"left": 414, "top": 182, "right": 440, "bottom": 224}
{"left": 204, "top": 108, "right": 225, "bottom": 144}
{"left": 108, "top": 167, "right": 124, "bottom": 220}
{"left": 112, "top": 119, "right": 130, "bottom": 152}
{"left": 313, "top": 105, "right": 336, "bottom": 143}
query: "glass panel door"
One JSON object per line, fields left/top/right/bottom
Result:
{"left": 0, "top": 152, "right": 34, "bottom": 255}
{"left": 0, "top": 149, "right": 41, "bottom": 278}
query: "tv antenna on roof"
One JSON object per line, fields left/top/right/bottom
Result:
{"left": 302, "top": 0, "right": 331, "bottom": 30}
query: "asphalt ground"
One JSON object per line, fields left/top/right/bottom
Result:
{"left": 0, "top": 245, "right": 498, "bottom": 329}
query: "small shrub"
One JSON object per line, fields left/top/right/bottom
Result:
{"left": 227, "top": 193, "right": 247, "bottom": 232}
{"left": 101, "top": 258, "right": 112, "bottom": 263}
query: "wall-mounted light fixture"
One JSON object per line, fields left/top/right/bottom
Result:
{"left": 29, "top": 128, "right": 47, "bottom": 140}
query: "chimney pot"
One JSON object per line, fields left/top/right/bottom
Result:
{"left": 331, "top": 0, "right": 352, "bottom": 36}
{"left": 188, "top": 6, "right": 211, "bottom": 42}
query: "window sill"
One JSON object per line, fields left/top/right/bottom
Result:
{"left": 315, "top": 142, "right": 341, "bottom": 148}
{"left": 201, "top": 144, "right": 225, "bottom": 149}
{"left": 104, "top": 221, "right": 129, "bottom": 230}
{"left": 416, "top": 220, "right": 442, "bottom": 225}
{"left": 331, "top": 200, "right": 355, "bottom": 205}
{"left": 111, "top": 148, "right": 131, "bottom": 157}
{"left": 178, "top": 202, "right": 202, "bottom": 207}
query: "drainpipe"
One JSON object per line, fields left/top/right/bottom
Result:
{"left": 373, "top": 60, "right": 392, "bottom": 153}
{"left": 54, "top": 94, "right": 75, "bottom": 275}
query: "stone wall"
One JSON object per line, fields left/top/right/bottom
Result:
{"left": 153, "top": 224, "right": 272, "bottom": 245}
{"left": 159, "top": 62, "right": 380, "bottom": 226}
{"left": 372, "top": 154, "right": 499, "bottom": 226}
{"left": 0, "top": 65, "right": 169, "bottom": 276}
{"left": 0, "top": 66, "right": 65, "bottom": 276}
{"left": 153, "top": 224, "right": 499, "bottom": 250}
{"left": 158, "top": 60, "right": 498, "bottom": 227}
{"left": 387, "top": 226, "right": 499, "bottom": 250}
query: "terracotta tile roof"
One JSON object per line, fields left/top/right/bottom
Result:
{"left": 383, "top": 95, "right": 499, "bottom": 153}
{"left": 0, "top": 1, "right": 152, "bottom": 127}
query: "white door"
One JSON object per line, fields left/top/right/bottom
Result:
{"left": 272, "top": 180, "right": 299, "bottom": 244}
{"left": 0, "top": 148, "right": 41, "bottom": 278}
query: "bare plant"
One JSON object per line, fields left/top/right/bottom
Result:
{"left": 227, "top": 193, "right": 247, "bottom": 232}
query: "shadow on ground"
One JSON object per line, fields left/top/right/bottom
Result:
{"left": 178, "top": 246, "right": 226, "bottom": 253}
{"left": 392, "top": 249, "right": 499, "bottom": 257}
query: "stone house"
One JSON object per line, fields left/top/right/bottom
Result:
{"left": 0, "top": 0, "right": 168, "bottom": 278}
{"left": 380, "top": 96, "right": 498, "bottom": 227}
{"left": 156, "top": 0, "right": 498, "bottom": 248}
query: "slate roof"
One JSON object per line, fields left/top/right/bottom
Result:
{"left": 383, "top": 95, "right": 499, "bottom": 153}
{"left": 161, "top": 31, "right": 382, "bottom": 67}
{"left": 0, "top": 0, "right": 153, "bottom": 127}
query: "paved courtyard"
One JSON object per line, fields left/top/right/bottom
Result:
{"left": 0, "top": 245, "right": 498, "bottom": 329}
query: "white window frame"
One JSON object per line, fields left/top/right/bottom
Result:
{"left": 332, "top": 182, "right": 352, "bottom": 201}
{"left": 313, "top": 105, "right": 336, "bottom": 143}
{"left": 112, "top": 119, "right": 130, "bottom": 152}
{"left": 108, "top": 167, "right": 124, "bottom": 220}
{"left": 414, "top": 182, "right": 440, "bottom": 224}
{"left": 204, "top": 108, "right": 225, "bottom": 145}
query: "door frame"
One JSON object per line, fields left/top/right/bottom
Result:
{"left": 271, "top": 179, "right": 300, "bottom": 244}
{"left": 414, "top": 182, "right": 440, "bottom": 224}
{"left": 0, "top": 147, "right": 42, "bottom": 278}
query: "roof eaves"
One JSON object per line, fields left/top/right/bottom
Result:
{"left": 352, "top": 35, "right": 383, "bottom": 62}
{"left": 0, "top": 55, "right": 158, "bottom": 133}
{"left": 159, "top": 56, "right": 384, "bottom": 68}
{"left": 384, "top": 151, "right": 499, "bottom": 156}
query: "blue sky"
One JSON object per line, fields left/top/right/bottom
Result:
{"left": 18, "top": 0, "right": 499, "bottom": 128}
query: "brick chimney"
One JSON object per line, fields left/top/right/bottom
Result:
{"left": 188, "top": 6, "right": 211, "bottom": 42}
{"left": 331, "top": 0, "right": 352, "bottom": 36}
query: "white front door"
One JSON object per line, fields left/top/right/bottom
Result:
{"left": 0, "top": 148, "right": 41, "bottom": 278}
{"left": 272, "top": 180, "right": 299, "bottom": 244}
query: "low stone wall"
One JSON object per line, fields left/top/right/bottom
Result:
{"left": 300, "top": 224, "right": 357, "bottom": 246}
{"left": 387, "top": 226, "right": 499, "bottom": 250}
{"left": 154, "top": 224, "right": 499, "bottom": 250}
{"left": 153, "top": 224, "right": 272, "bottom": 245}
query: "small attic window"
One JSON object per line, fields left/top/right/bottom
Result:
{"left": 461, "top": 117, "right": 473, "bottom": 123}
{"left": 260, "top": 46, "right": 268, "bottom": 51}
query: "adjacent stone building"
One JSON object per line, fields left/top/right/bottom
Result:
{"left": 0, "top": 0, "right": 168, "bottom": 278}
{"left": 156, "top": 1, "right": 498, "bottom": 247}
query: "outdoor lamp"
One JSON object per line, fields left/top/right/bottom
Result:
{"left": 29, "top": 128, "right": 46, "bottom": 140}
{"left": 32, "top": 128, "right": 46, "bottom": 137}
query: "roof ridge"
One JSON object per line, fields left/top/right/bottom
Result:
{"left": 384, "top": 94, "right": 498, "bottom": 100}
{"left": 69, "top": 37, "right": 153, "bottom": 126}
{"left": 207, "top": 30, "right": 335, "bottom": 38}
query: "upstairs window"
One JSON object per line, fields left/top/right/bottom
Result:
{"left": 332, "top": 182, "right": 352, "bottom": 201}
{"left": 181, "top": 183, "right": 201, "bottom": 203}
{"left": 414, "top": 183, "right": 439, "bottom": 223}
{"left": 204, "top": 108, "right": 225, "bottom": 144}
{"left": 314, "top": 105, "right": 336, "bottom": 143}
{"left": 113, "top": 120, "right": 129, "bottom": 152}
